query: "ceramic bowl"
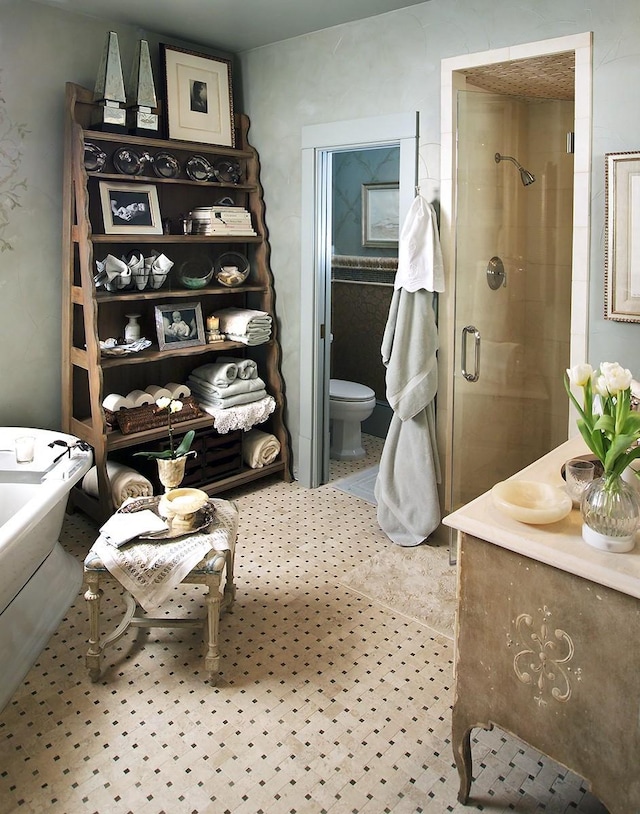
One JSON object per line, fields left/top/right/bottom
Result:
{"left": 159, "top": 488, "right": 209, "bottom": 530}
{"left": 491, "top": 479, "right": 572, "bottom": 524}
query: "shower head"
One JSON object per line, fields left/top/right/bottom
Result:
{"left": 495, "top": 152, "right": 535, "bottom": 186}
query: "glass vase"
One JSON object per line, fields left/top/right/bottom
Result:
{"left": 156, "top": 456, "right": 186, "bottom": 492}
{"left": 580, "top": 472, "right": 640, "bottom": 553}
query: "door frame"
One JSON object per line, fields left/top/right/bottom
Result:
{"left": 298, "top": 113, "right": 418, "bottom": 488}
{"left": 437, "top": 32, "right": 593, "bottom": 518}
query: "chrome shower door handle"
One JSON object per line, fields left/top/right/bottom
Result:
{"left": 461, "top": 325, "right": 481, "bottom": 382}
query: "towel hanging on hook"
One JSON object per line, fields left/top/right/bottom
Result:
{"left": 394, "top": 195, "right": 445, "bottom": 293}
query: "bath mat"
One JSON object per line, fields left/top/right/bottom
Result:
{"left": 339, "top": 543, "right": 456, "bottom": 639}
{"left": 331, "top": 464, "right": 379, "bottom": 505}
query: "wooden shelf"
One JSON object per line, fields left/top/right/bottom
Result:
{"left": 62, "top": 81, "right": 292, "bottom": 523}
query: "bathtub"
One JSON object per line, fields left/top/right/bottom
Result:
{"left": 0, "top": 427, "right": 93, "bottom": 711}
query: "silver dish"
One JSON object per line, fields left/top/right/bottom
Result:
{"left": 153, "top": 152, "right": 180, "bottom": 179}
{"left": 84, "top": 142, "right": 106, "bottom": 172}
{"left": 113, "top": 146, "right": 151, "bottom": 175}
{"left": 185, "top": 154, "right": 214, "bottom": 182}
{"left": 213, "top": 158, "right": 242, "bottom": 184}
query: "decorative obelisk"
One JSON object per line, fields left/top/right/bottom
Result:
{"left": 128, "top": 39, "right": 158, "bottom": 136}
{"left": 92, "top": 31, "right": 127, "bottom": 132}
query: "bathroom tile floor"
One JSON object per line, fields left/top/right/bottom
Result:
{"left": 0, "top": 435, "right": 608, "bottom": 813}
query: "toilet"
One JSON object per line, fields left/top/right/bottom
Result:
{"left": 329, "top": 379, "right": 376, "bottom": 460}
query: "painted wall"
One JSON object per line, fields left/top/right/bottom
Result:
{"left": 0, "top": 1, "right": 639, "bottom": 478}
{"left": 238, "top": 0, "right": 640, "bottom": 474}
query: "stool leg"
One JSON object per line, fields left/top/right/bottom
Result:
{"left": 222, "top": 548, "right": 236, "bottom": 612}
{"left": 204, "top": 574, "right": 222, "bottom": 684}
{"left": 84, "top": 572, "right": 103, "bottom": 682}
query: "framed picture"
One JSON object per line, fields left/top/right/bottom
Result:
{"left": 605, "top": 150, "right": 640, "bottom": 322}
{"left": 99, "top": 181, "right": 162, "bottom": 235}
{"left": 362, "top": 182, "right": 399, "bottom": 248}
{"left": 155, "top": 302, "right": 205, "bottom": 351}
{"left": 161, "top": 44, "right": 235, "bottom": 147}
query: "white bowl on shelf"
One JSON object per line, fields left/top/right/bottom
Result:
{"left": 491, "top": 480, "right": 572, "bottom": 525}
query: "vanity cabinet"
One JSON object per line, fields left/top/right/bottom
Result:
{"left": 444, "top": 438, "right": 640, "bottom": 813}
{"left": 62, "top": 82, "right": 291, "bottom": 522}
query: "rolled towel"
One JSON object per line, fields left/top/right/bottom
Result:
{"left": 165, "top": 381, "right": 191, "bottom": 399}
{"left": 145, "top": 384, "right": 172, "bottom": 401}
{"left": 217, "top": 356, "right": 258, "bottom": 379}
{"left": 102, "top": 393, "right": 134, "bottom": 412}
{"left": 242, "top": 429, "right": 280, "bottom": 468}
{"left": 127, "top": 389, "right": 155, "bottom": 407}
{"left": 82, "top": 461, "right": 153, "bottom": 509}
{"left": 190, "top": 361, "right": 238, "bottom": 386}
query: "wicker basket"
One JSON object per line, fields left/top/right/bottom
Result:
{"left": 115, "top": 396, "right": 203, "bottom": 435}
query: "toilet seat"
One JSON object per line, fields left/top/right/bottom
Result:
{"left": 330, "top": 379, "right": 375, "bottom": 402}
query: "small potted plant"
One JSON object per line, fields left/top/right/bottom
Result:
{"left": 134, "top": 398, "right": 196, "bottom": 491}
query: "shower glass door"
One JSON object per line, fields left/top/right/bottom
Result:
{"left": 450, "top": 90, "right": 573, "bottom": 511}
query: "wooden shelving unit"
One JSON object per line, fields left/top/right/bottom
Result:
{"left": 62, "top": 82, "right": 291, "bottom": 522}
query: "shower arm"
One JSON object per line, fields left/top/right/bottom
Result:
{"left": 495, "top": 152, "right": 523, "bottom": 171}
{"left": 495, "top": 152, "right": 535, "bottom": 186}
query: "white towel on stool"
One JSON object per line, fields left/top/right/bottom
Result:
{"left": 82, "top": 462, "right": 153, "bottom": 508}
{"left": 242, "top": 429, "right": 280, "bottom": 468}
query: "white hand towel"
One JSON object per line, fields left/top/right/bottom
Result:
{"left": 218, "top": 357, "right": 258, "bottom": 379}
{"left": 394, "top": 196, "right": 445, "bottom": 293}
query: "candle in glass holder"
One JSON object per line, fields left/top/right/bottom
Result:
{"left": 206, "top": 315, "right": 219, "bottom": 331}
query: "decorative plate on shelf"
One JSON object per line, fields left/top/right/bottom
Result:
{"left": 153, "top": 152, "right": 180, "bottom": 179}
{"left": 185, "top": 154, "right": 214, "bottom": 182}
{"left": 113, "top": 146, "right": 151, "bottom": 175}
{"left": 84, "top": 142, "right": 106, "bottom": 172}
{"left": 213, "top": 158, "right": 242, "bottom": 184}
{"left": 119, "top": 495, "right": 217, "bottom": 540}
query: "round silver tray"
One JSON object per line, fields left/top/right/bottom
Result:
{"left": 120, "top": 495, "right": 216, "bottom": 540}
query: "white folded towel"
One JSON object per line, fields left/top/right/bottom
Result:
{"left": 197, "top": 389, "right": 267, "bottom": 409}
{"left": 242, "top": 429, "right": 280, "bottom": 468}
{"left": 218, "top": 356, "right": 258, "bottom": 379}
{"left": 190, "top": 361, "right": 238, "bottom": 386}
{"left": 82, "top": 461, "right": 153, "bottom": 509}
{"left": 215, "top": 308, "right": 272, "bottom": 336}
{"left": 188, "top": 375, "right": 265, "bottom": 400}
{"left": 226, "top": 332, "right": 271, "bottom": 346}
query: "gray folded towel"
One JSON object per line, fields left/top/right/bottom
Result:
{"left": 190, "top": 361, "right": 238, "bottom": 386}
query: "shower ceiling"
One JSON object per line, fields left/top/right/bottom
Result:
{"left": 460, "top": 52, "right": 575, "bottom": 101}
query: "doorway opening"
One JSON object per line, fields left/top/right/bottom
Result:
{"left": 299, "top": 113, "right": 418, "bottom": 488}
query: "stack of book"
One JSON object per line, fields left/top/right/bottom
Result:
{"left": 189, "top": 205, "right": 256, "bottom": 236}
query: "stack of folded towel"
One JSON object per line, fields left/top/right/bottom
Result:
{"left": 214, "top": 308, "right": 272, "bottom": 346}
{"left": 187, "top": 360, "right": 268, "bottom": 410}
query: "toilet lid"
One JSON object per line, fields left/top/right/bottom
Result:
{"left": 330, "top": 379, "right": 375, "bottom": 402}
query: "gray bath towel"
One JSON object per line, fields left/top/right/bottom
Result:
{"left": 375, "top": 288, "right": 441, "bottom": 546}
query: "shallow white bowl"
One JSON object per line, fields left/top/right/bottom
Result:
{"left": 491, "top": 480, "right": 572, "bottom": 525}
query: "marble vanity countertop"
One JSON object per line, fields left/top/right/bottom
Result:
{"left": 443, "top": 437, "right": 640, "bottom": 599}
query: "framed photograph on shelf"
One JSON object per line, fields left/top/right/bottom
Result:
{"left": 155, "top": 302, "right": 206, "bottom": 351}
{"left": 99, "top": 181, "right": 162, "bottom": 235}
{"left": 361, "top": 182, "right": 399, "bottom": 248}
{"left": 161, "top": 44, "right": 235, "bottom": 147}
{"left": 605, "top": 150, "right": 640, "bottom": 322}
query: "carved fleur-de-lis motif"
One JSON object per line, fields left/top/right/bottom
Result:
{"left": 512, "top": 606, "right": 575, "bottom": 706}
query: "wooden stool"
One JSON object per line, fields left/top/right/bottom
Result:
{"left": 83, "top": 498, "right": 237, "bottom": 685}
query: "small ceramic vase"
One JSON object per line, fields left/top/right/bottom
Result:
{"left": 156, "top": 456, "right": 186, "bottom": 492}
